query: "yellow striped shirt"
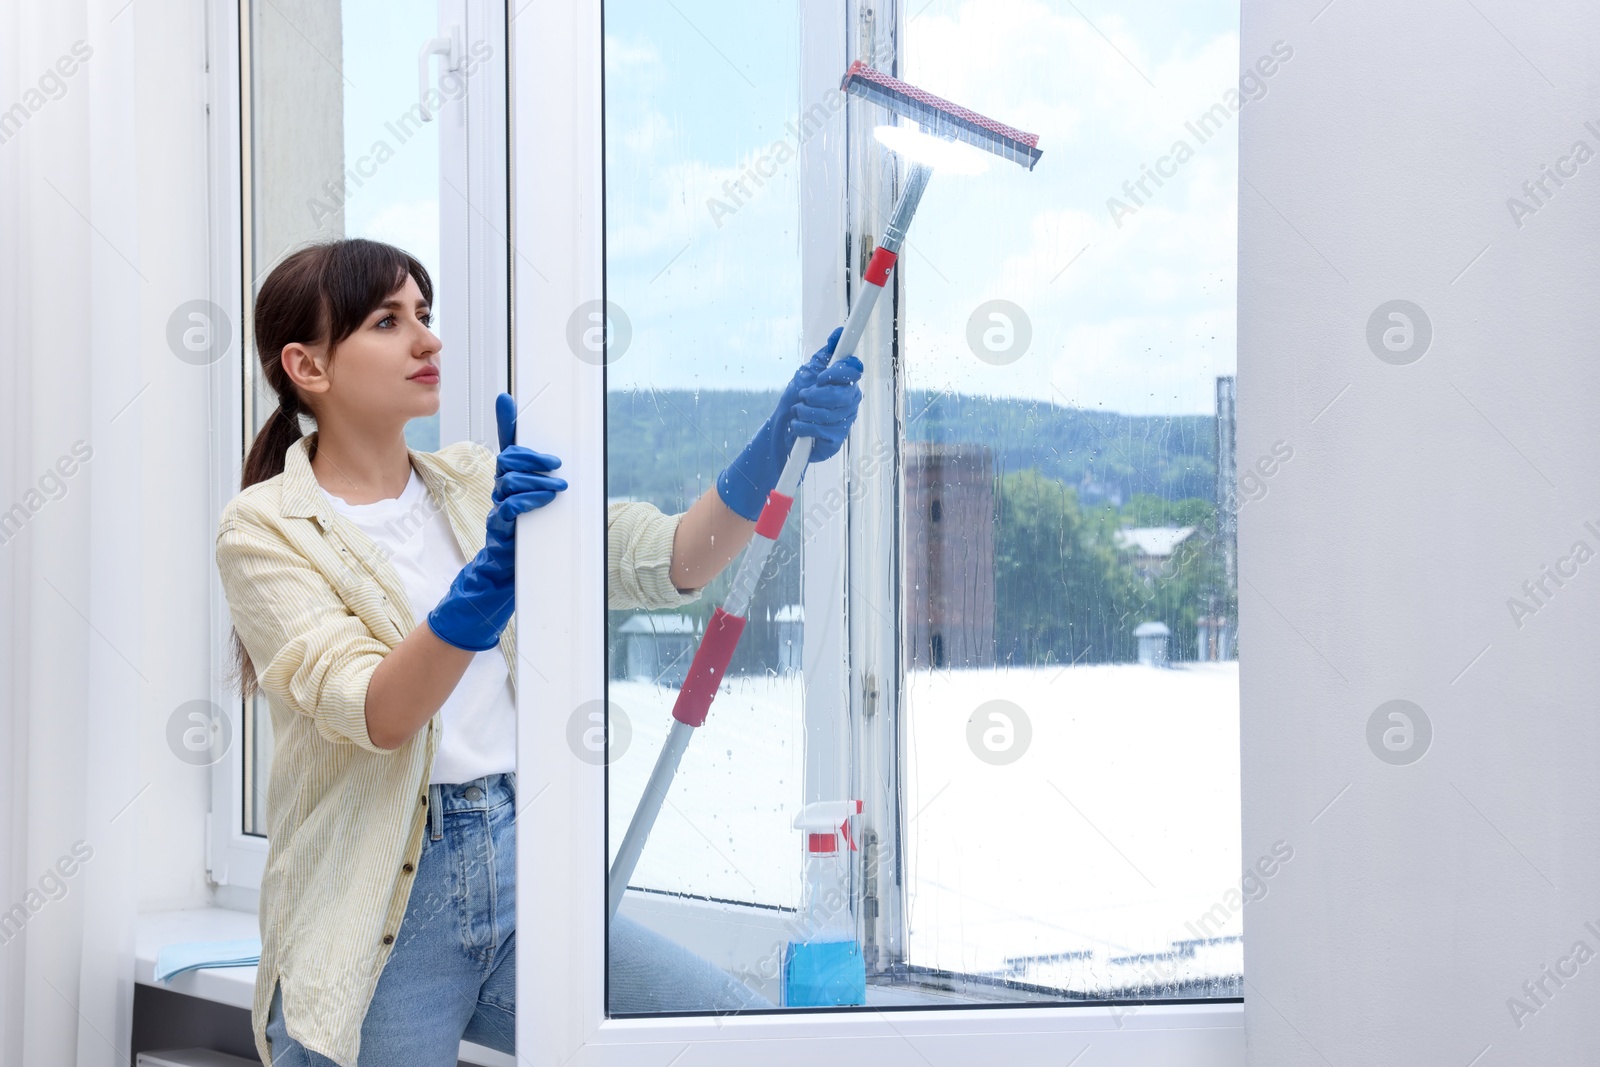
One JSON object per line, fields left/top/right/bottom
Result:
{"left": 215, "top": 431, "right": 696, "bottom": 1067}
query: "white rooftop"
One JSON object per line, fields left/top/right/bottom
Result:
{"left": 1114, "top": 525, "right": 1198, "bottom": 557}
{"left": 609, "top": 660, "right": 1241, "bottom": 997}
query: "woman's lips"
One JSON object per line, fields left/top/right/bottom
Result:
{"left": 410, "top": 372, "right": 439, "bottom": 384}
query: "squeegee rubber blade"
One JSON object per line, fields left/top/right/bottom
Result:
{"left": 840, "top": 61, "right": 1042, "bottom": 170}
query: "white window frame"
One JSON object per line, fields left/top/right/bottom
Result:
{"left": 204, "top": 0, "right": 262, "bottom": 895}
{"left": 435, "top": 0, "right": 512, "bottom": 450}
{"left": 513, "top": 0, "right": 1245, "bottom": 1059}
{"left": 206, "top": 0, "right": 510, "bottom": 893}
{"left": 838, "top": 0, "right": 904, "bottom": 973}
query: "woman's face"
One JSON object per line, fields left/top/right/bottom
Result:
{"left": 286, "top": 273, "right": 441, "bottom": 430}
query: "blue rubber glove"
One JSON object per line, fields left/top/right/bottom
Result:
{"left": 715, "top": 326, "right": 864, "bottom": 522}
{"left": 426, "top": 393, "right": 568, "bottom": 652}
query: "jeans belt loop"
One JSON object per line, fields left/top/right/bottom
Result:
{"left": 429, "top": 782, "right": 443, "bottom": 840}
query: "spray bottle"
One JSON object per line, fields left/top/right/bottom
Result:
{"left": 781, "top": 800, "right": 867, "bottom": 1007}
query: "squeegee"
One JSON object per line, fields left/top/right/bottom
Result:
{"left": 609, "top": 62, "right": 1041, "bottom": 921}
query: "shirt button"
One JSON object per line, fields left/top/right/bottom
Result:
{"left": 382, "top": 933, "right": 394, "bottom": 945}
{"left": 402, "top": 862, "right": 414, "bottom": 874}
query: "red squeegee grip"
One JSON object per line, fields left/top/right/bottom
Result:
{"left": 864, "top": 247, "right": 898, "bottom": 287}
{"left": 671, "top": 608, "right": 748, "bottom": 727}
{"left": 753, "top": 491, "right": 794, "bottom": 540}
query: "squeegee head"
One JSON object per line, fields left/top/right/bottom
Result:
{"left": 839, "top": 60, "right": 1042, "bottom": 171}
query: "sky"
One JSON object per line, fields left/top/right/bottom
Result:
{"left": 604, "top": 0, "right": 1242, "bottom": 415}
{"left": 340, "top": 0, "right": 442, "bottom": 295}
{"left": 341, "top": 0, "right": 444, "bottom": 447}
{"left": 333, "top": 0, "right": 1242, "bottom": 418}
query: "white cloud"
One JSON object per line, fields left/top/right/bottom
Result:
{"left": 602, "top": 0, "right": 1242, "bottom": 413}
{"left": 353, "top": 198, "right": 441, "bottom": 284}
{"left": 604, "top": 34, "right": 662, "bottom": 70}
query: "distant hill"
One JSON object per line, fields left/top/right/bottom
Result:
{"left": 605, "top": 387, "right": 1224, "bottom": 672}
{"left": 906, "top": 392, "right": 1216, "bottom": 504}
{"left": 606, "top": 388, "right": 1217, "bottom": 512}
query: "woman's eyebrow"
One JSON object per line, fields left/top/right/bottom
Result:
{"left": 373, "top": 298, "right": 430, "bottom": 312}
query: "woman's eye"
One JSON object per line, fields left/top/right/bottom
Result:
{"left": 376, "top": 314, "right": 395, "bottom": 328}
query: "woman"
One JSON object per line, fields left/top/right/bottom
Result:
{"left": 215, "top": 238, "right": 863, "bottom": 1066}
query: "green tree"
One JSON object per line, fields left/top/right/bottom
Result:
{"left": 1118, "top": 492, "right": 1214, "bottom": 528}
{"left": 994, "top": 470, "right": 1131, "bottom": 665}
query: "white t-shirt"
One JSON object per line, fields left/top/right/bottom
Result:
{"left": 322, "top": 466, "right": 515, "bottom": 784}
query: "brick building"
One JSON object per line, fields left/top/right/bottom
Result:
{"left": 903, "top": 442, "right": 996, "bottom": 669}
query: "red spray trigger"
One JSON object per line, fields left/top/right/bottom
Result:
{"left": 795, "top": 799, "right": 864, "bottom": 853}
{"left": 840, "top": 799, "right": 864, "bottom": 850}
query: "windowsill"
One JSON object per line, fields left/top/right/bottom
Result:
{"left": 136, "top": 907, "right": 513, "bottom": 1067}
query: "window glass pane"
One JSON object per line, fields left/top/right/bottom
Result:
{"left": 603, "top": 0, "right": 807, "bottom": 1010}
{"left": 245, "top": 0, "right": 443, "bottom": 447}
{"left": 602, "top": 0, "right": 1241, "bottom": 1015}
{"left": 242, "top": 0, "right": 446, "bottom": 835}
{"left": 245, "top": 691, "right": 274, "bottom": 837}
{"left": 898, "top": 0, "right": 1241, "bottom": 999}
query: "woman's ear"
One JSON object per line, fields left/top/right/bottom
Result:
{"left": 281, "top": 341, "right": 332, "bottom": 397}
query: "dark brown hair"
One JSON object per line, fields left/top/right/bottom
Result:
{"left": 227, "top": 238, "right": 433, "bottom": 699}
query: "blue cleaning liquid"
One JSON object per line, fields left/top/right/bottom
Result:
{"left": 782, "top": 938, "right": 866, "bottom": 1006}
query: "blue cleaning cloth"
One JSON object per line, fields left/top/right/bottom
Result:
{"left": 153, "top": 938, "right": 261, "bottom": 984}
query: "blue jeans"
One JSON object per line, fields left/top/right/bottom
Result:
{"left": 264, "top": 771, "right": 769, "bottom": 1065}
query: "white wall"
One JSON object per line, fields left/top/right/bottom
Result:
{"left": 1239, "top": 0, "right": 1600, "bottom": 1061}
{"left": 249, "top": 0, "right": 344, "bottom": 265}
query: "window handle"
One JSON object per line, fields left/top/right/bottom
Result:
{"left": 417, "top": 25, "right": 462, "bottom": 122}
